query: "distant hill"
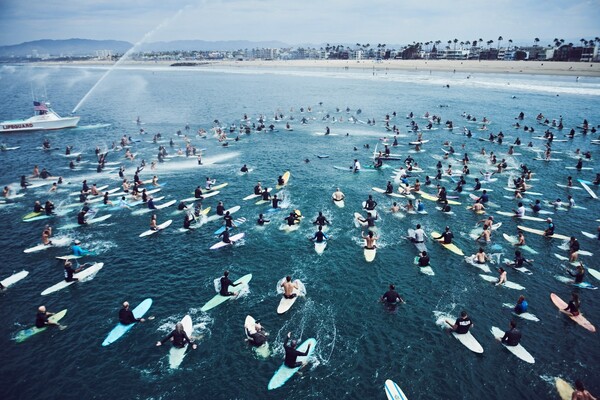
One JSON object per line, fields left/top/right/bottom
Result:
{"left": 0, "top": 38, "right": 291, "bottom": 58}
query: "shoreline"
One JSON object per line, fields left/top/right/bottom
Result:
{"left": 31, "top": 59, "right": 600, "bottom": 77}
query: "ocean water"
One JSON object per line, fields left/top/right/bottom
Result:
{"left": 0, "top": 64, "right": 599, "bottom": 400}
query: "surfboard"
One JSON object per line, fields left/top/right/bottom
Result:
{"left": 200, "top": 274, "right": 252, "bottom": 312}
{"left": 464, "top": 255, "right": 491, "bottom": 273}
{"left": 267, "top": 337, "right": 316, "bottom": 390}
{"left": 430, "top": 231, "right": 464, "bottom": 256}
{"left": 490, "top": 326, "right": 535, "bottom": 364}
{"left": 496, "top": 211, "right": 545, "bottom": 222}
{"left": 555, "top": 378, "right": 574, "bottom": 400}
{"left": 23, "top": 237, "right": 71, "bottom": 253}
{"left": 275, "top": 171, "right": 291, "bottom": 189}
{"left": 588, "top": 268, "right": 600, "bottom": 281}
{"left": 102, "top": 298, "right": 153, "bottom": 346}
{"left": 23, "top": 214, "right": 53, "bottom": 223}
{"left": 277, "top": 279, "right": 306, "bottom": 314}
{"left": 517, "top": 225, "right": 570, "bottom": 241}
{"left": 1, "top": 270, "right": 29, "bottom": 288}
{"left": 205, "top": 182, "right": 228, "bottom": 192}
{"left": 22, "top": 211, "right": 43, "bottom": 221}
{"left": 407, "top": 229, "right": 427, "bottom": 252}
{"left": 502, "top": 233, "right": 538, "bottom": 254}
{"left": 372, "top": 187, "right": 404, "bottom": 198}
{"left": 554, "top": 275, "right": 597, "bottom": 290}
{"left": 554, "top": 294, "right": 596, "bottom": 332}
{"left": 139, "top": 219, "right": 172, "bottom": 237}
{"left": 314, "top": 241, "right": 327, "bottom": 255}
{"left": 181, "top": 191, "right": 220, "bottom": 203}
{"left": 168, "top": 315, "right": 194, "bottom": 369}
{"left": 41, "top": 262, "right": 104, "bottom": 296}
{"left": 15, "top": 309, "right": 67, "bottom": 343}
{"left": 332, "top": 197, "right": 345, "bottom": 208}
{"left": 243, "top": 187, "right": 272, "bottom": 201}
{"left": 501, "top": 303, "right": 539, "bottom": 322}
{"left": 364, "top": 245, "right": 377, "bottom": 262}
{"left": 435, "top": 314, "right": 483, "bottom": 353}
{"left": 579, "top": 180, "right": 598, "bottom": 199}
{"left": 480, "top": 274, "right": 525, "bottom": 290}
{"left": 244, "top": 315, "right": 270, "bottom": 358}
{"left": 209, "top": 232, "right": 245, "bottom": 250}
{"left": 205, "top": 205, "right": 241, "bottom": 223}
{"left": 384, "top": 379, "right": 409, "bottom": 400}
{"left": 418, "top": 191, "right": 461, "bottom": 205}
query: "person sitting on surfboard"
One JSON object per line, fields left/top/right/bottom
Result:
{"left": 284, "top": 332, "right": 311, "bottom": 368}
{"left": 205, "top": 177, "right": 216, "bottom": 190}
{"left": 513, "top": 295, "right": 528, "bottom": 315}
{"left": 281, "top": 276, "right": 299, "bottom": 299}
{"left": 257, "top": 214, "right": 270, "bottom": 226}
{"left": 63, "top": 260, "right": 84, "bottom": 283}
{"left": 119, "top": 301, "right": 145, "bottom": 325}
{"left": 218, "top": 227, "right": 231, "bottom": 244}
{"left": 567, "top": 263, "right": 586, "bottom": 284}
{"left": 284, "top": 212, "right": 300, "bottom": 226}
{"left": 332, "top": 188, "right": 344, "bottom": 202}
{"left": 35, "top": 306, "right": 61, "bottom": 329}
{"left": 364, "top": 195, "right": 377, "bottom": 212}
{"left": 277, "top": 175, "right": 285, "bottom": 186}
{"left": 496, "top": 268, "right": 508, "bottom": 286}
{"left": 71, "top": 240, "right": 93, "bottom": 257}
{"left": 362, "top": 231, "right": 378, "bottom": 249}
{"left": 216, "top": 201, "right": 225, "bottom": 216}
{"left": 448, "top": 311, "right": 472, "bottom": 334}
{"left": 564, "top": 293, "right": 581, "bottom": 317}
{"left": 312, "top": 212, "right": 330, "bottom": 227}
{"left": 418, "top": 251, "right": 430, "bottom": 267}
{"left": 246, "top": 320, "right": 267, "bottom": 347}
{"left": 507, "top": 251, "right": 533, "bottom": 271}
{"left": 380, "top": 284, "right": 405, "bottom": 304}
{"left": 219, "top": 271, "right": 241, "bottom": 297}
{"left": 310, "top": 226, "right": 328, "bottom": 243}
{"left": 544, "top": 218, "right": 555, "bottom": 237}
{"left": 253, "top": 182, "right": 262, "bottom": 195}
{"left": 500, "top": 320, "right": 521, "bottom": 346}
{"left": 433, "top": 226, "right": 454, "bottom": 244}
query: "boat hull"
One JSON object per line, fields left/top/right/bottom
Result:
{"left": 1, "top": 113, "right": 79, "bottom": 133}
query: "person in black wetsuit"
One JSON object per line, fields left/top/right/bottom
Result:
{"left": 253, "top": 182, "right": 262, "bottom": 195}
{"left": 119, "top": 301, "right": 145, "bottom": 325}
{"left": 271, "top": 194, "right": 281, "bottom": 209}
{"left": 240, "top": 164, "right": 249, "bottom": 173}
{"left": 312, "top": 212, "right": 330, "bottom": 226}
{"left": 245, "top": 319, "right": 268, "bottom": 347}
{"left": 220, "top": 270, "right": 241, "bottom": 297}
{"left": 194, "top": 186, "right": 203, "bottom": 199}
{"left": 418, "top": 251, "right": 430, "bottom": 266}
{"left": 156, "top": 322, "right": 197, "bottom": 349}
{"left": 434, "top": 226, "right": 454, "bottom": 244}
{"left": 285, "top": 212, "right": 300, "bottom": 226}
{"left": 385, "top": 181, "right": 393, "bottom": 194}
{"left": 564, "top": 293, "right": 581, "bottom": 317}
{"left": 63, "top": 260, "right": 84, "bottom": 282}
{"left": 448, "top": 311, "right": 472, "bottom": 334}
{"left": 35, "top": 305, "right": 61, "bottom": 328}
{"left": 223, "top": 211, "right": 235, "bottom": 229}
{"left": 257, "top": 213, "right": 270, "bottom": 226}
{"left": 283, "top": 332, "right": 311, "bottom": 368}
{"left": 567, "top": 263, "right": 586, "bottom": 284}
{"left": 216, "top": 201, "right": 225, "bottom": 216}
{"left": 380, "top": 284, "right": 405, "bottom": 304}
{"left": 218, "top": 227, "right": 231, "bottom": 243}
{"left": 500, "top": 320, "right": 521, "bottom": 346}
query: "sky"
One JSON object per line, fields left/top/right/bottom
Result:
{"left": 0, "top": 0, "right": 599, "bottom": 47}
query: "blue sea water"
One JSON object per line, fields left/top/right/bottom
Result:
{"left": 0, "top": 63, "right": 599, "bottom": 400}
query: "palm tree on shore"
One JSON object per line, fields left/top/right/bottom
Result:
{"left": 533, "top": 37, "right": 540, "bottom": 47}
{"left": 508, "top": 39, "right": 513, "bottom": 50}
{"left": 497, "top": 36, "right": 503, "bottom": 50}
{"left": 453, "top": 38, "right": 458, "bottom": 50}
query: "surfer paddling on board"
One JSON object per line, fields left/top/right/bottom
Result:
{"left": 119, "top": 301, "right": 146, "bottom": 325}
{"left": 281, "top": 276, "right": 299, "bottom": 300}
{"left": 284, "top": 332, "right": 311, "bottom": 368}
{"left": 219, "top": 271, "right": 241, "bottom": 297}
{"left": 506, "top": 250, "right": 533, "bottom": 271}
{"left": 156, "top": 322, "right": 197, "bottom": 349}
{"left": 447, "top": 311, "right": 473, "bottom": 334}
{"left": 497, "top": 320, "right": 522, "bottom": 346}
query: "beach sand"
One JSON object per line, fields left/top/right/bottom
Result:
{"left": 40, "top": 59, "right": 599, "bottom": 77}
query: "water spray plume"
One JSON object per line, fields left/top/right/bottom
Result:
{"left": 71, "top": 7, "right": 187, "bottom": 114}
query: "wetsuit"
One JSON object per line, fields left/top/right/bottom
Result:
{"left": 314, "top": 215, "right": 329, "bottom": 226}
{"left": 312, "top": 230, "right": 328, "bottom": 243}
{"left": 147, "top": 199, "right": 156, "bottom": 209}
{"left": 77, "top": 211, "right": 87, "bottom": 225}
{"left": 216, "top": 204, "right": 225, "bottom": 216}
{"left": 160, "top": 328, "right": 193, "bottom": 348}
{"left": 35, "top": 312, "right": 50, "bottom": 328}
{"left": 453, "top": 316, "right": 472, "bottom": 334}
{"left": 567, "top": 270, "right": 585, "bottom": 284}
{"left": 224, "top": 215, "right": 234, "bottom": 228}
{"left": 284, "top": 336, "right": 309, "bottom": 368}
{"left": 565, "top": 300, "right": 580, "bottom": 316}
{"left": 364, "top": 199, "right": 377, "bottom": 210}
{"left": 219, "top": 275, "right": 239, "bottom": 296}
{"left": 272, "top": 198, "right": 281, "bottom": 208}
{"left": 285, "top": 215, "right": 298, "bottom": 226}
{"left": 64, "top": 264, "right": 78, "bottom": 282}
{"left": 261, "top": 191, "right": 270, "bottom": 201}
{"left": 439, "top": 231, "right": 454, "bottom": 244}
{"left": 257, "top": 216, "right": 270, "bottom": 226}
{"left": 34, "top": 203, "right": 44, "bottom": 213}
{"left": 385, "top": 183, "right": 393, "bottom": 194}
{"left": 119, "top": 307, "right": 140, "bottom": 325}
{"left": 531, "top": 202, "right": 541, "bottom": 212}
{"left": 253, "top": 185, "right": 262, "bottom": 195}
{"left": 501, "top": 328, "right": 522, "bottom": 346}
{"left": 194, "top": 188, "right": 203, "bottom": 198}
{"left": 418, "top": 255, "right": 430, "bottom": 267}
{"left": 381, "top": 290, "right": 403, "bottom": 303}
{"left": 514, "top": 300, "right": 528, "bottom": 314}
{"left": 218, "top": 230, "right": 231, "bottom": 243}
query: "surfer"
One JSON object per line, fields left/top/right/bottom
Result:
{"left": 507, "top": 250, "right": 533, "bottom": 271}
{"left": 216, "top": 201, "right": 225, "bottom": 216}
{"left": 71, "top": 240, "right": 93, "bottom": 257}
{"left": 284, "top": 211, "right": 300, "bottom": 226}
{"left": 496, "top": 268, "right": 508, "bottom": 286}
{"left": 41, "top": 226, "right": 52, "bottom": 245}
{"left": 218, "top": 227, "right": 231, "bottom": 244}
{"left": 448, "top": 311, "right": 473, "bottom": 334}
{"left": 362, "top": 230, "right": 379, "bottom": 249}
{"left": 253, "top": 182, "right": 262, "bottom": 195}
{"left": 284, "top": 332, "right": 311, "bottom": 368}
{"left": 63, "top": 260, "right": 84, "bottom": 282}
{"left": 513, "top": 202, "right": 526, "bottom": 218}
{"left": 418, "top": 251, "right": 430, "bottom": 267}
{"left": 572, "top": 380, "right": 597, "bottom": 400}
{"left": 568, "top": 237, "right": 580, "bottom": 262}
{"left": 245, "top": 319, "right": 268, "bottom": 347}
{"left": 281, "top": 276, "right": 299, "bottom": 299}
{"left": 332, "top": 188, "right": 345, "bottom": 203}
{"left": 364, "top": 195, "right": 377, "bottom": 212}
{"left": 411, "top": 224, "right": 426, "bottom": 244}
{"left": 544, "top": 218, "right": 555, "bottom": 236}
{"left": 312, "top": 212, "right": 330, "bottom": 226}
{"left": 35, "top": 306, "right": 62, "bottom": 329}
{"left": 257, "top": 213, "right": 270, "bottom": 226}
{"left": 119, "top": 301, "right": 146, "bottom": 325}
{"left": 474, "top": 248, "right": 489, "bottom": 264}
{"left": 380, "top": 284, "right": 405, "bottom": 304}
{"left": 433, "top": 226, "right": 454, "bottom": 245}
{"left": 310, "top": 225, "right": 328, "bottom": 243}
{"left": 514, "top": 295, "right": 528, "bottom": 314}
{"left": 499, "top": 320, "right": 521, "bottom": 346}
{"left": 205, "top": 177, "right": 216, "bottom": 190}
{"left": 567, "top": 263, "right": 586, "bottom": 284}
{"left": 352, "top": 159, "right": 361, "bottom": 173}
{"left": 219, "top": 271, "right": 241, "bottom": 297}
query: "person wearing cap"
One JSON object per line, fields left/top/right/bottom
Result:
{"left": 35, "top": 306, "right": 61, "bottom": 328}
{"left": 380, "top": 284, "right": 405, "bottom": 304}
{"left": 156, "top": 322, "right": 197, "bottom": 349}
{"left": 119, "top": 301, "right": 145, "bottom": 325}
{"left": 433, "top": 226, "right": 454, "bottom": 244}
{"left": 544, "top": 218, "right": 555, "bottom": 236}
{"left": 283, "top": 331, "right": 311, "bottom": 368}
{"left": 71, "top": 240, "right": 93, "bottom": 256}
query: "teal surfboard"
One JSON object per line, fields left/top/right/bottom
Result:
{"left": 102, "top": 298, "right": 152, "bottom": 346}
{"left": 267, "top": 338, "right": 316, "bottom": 390}
{"left": 200, "top": 274, "right": 252, "bottom": 312}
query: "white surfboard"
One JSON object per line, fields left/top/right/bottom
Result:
{"left": 205, "top": 205, "right": 241, "bottom": 223}
{"left": 364, "top": 246, "right": 376, "bottom": 262}
{"left": 333, "top": 198, "right": 345, "bottom": 208}
{"left": 23, "top": 236, "right": 71, "bottom": 253}
{"left": 139, "top": 220, "right": 173, "bottom": 237}
{"left": 244, "top": 315, "right": 270, "bottom": 358}
{"left": 480, "top": 274, "right": 525, "bottom": 290}
{"left": 490, "top": 326, "right": 535, "bottom": 364}
{"left": 209, "top": 232, "right": 245, "bottom": 249}
{"left": 384, "top": 379, "right": 409, "bottom": 400}
{"left": 464, "top": 255, "right": 492, "bottom": 273}
{"left": 277, "top": 279, "right": 306, "bottom": 314}
{"left": 41, "top": 262, "right": 104, "bottom": 295}
{"left": 314, "top": 241, "right": 327, "bottom": 255}
{"left": 1, "top": 270, "right": 29, "bottom": 288}
{"left": 436, "top": 314, "right": 483, "bottom": 354}
{"left": 501, "top": 303, "right": 539, "bottom": 322}
{"left": 168, "top": 315, "right": 193, "bottom": 369}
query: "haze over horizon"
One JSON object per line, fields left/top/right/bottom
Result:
{"left": 1, "top": 0, "right": 599, "bottom": 48}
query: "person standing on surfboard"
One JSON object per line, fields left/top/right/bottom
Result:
{"left": 219, "top": 271, "right": 241, "bottom": 297}
{"left": 499, "top": 320, "right": 521, "bottom": 346}
{"left": 448, "top": 311, "right": 473, "bottom": 334}
{"left": 284, "top": 332, "right": 311, "bottom": 368}
{"left": 119, "top": 301, "right": 145, "bottom": 325}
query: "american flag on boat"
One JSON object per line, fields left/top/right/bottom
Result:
{"left": 33, "top": 101, "right": 48, "bottom": 111}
